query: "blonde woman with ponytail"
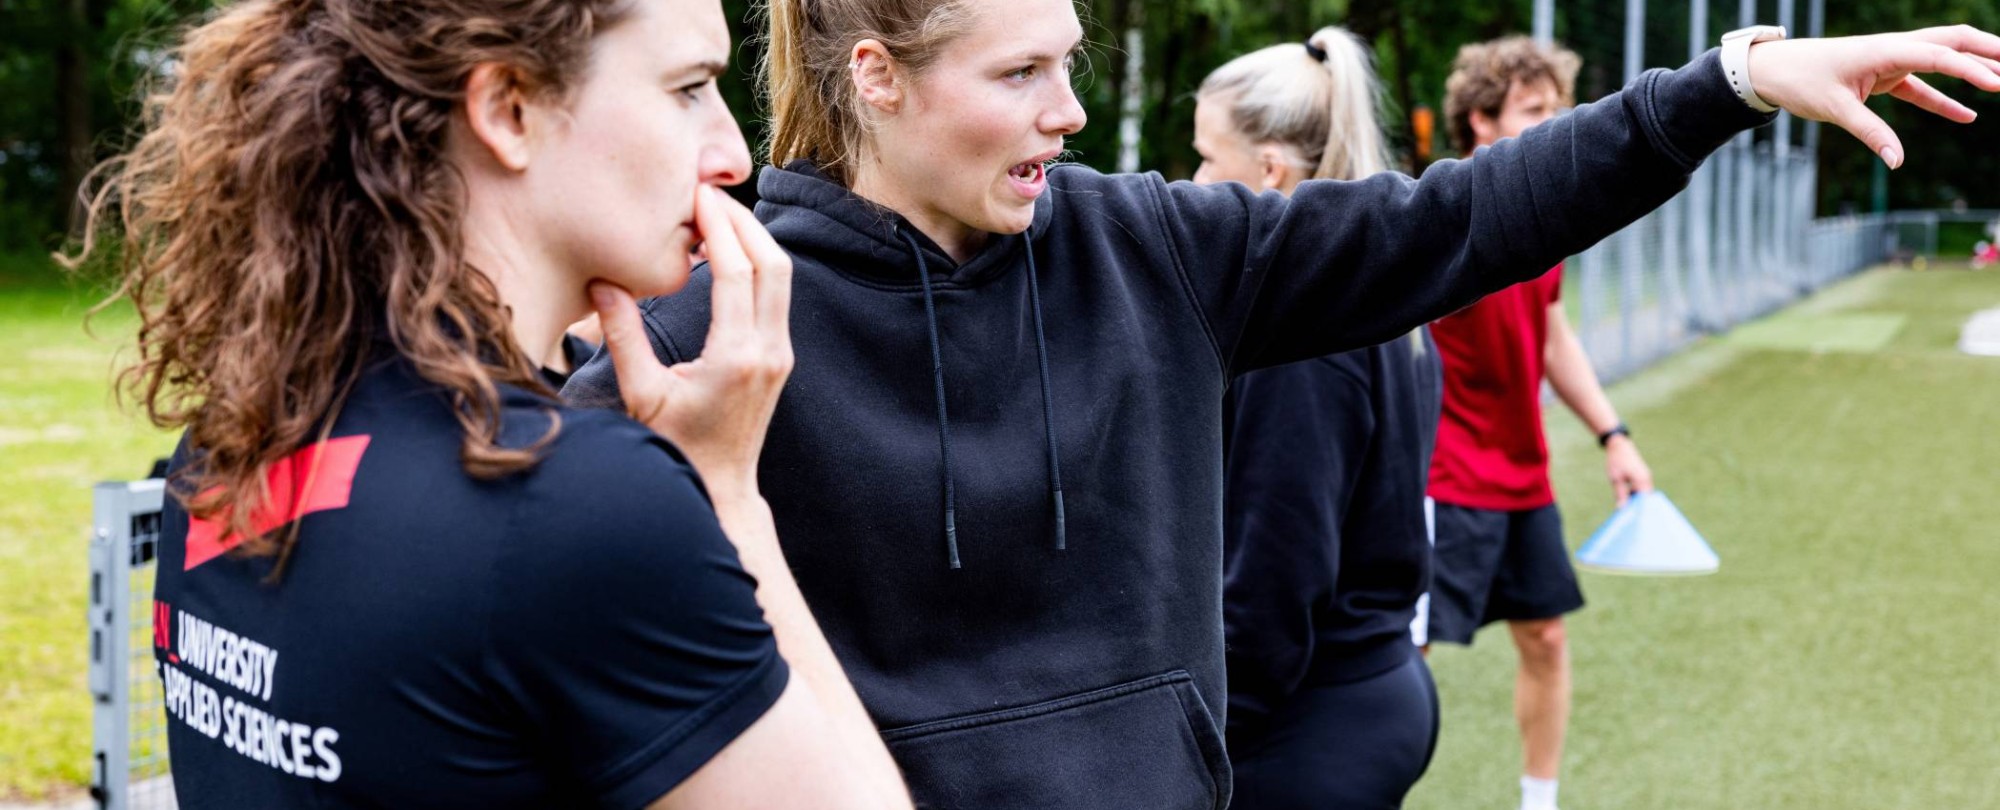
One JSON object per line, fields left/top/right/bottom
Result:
{"left": 560, "top": 0, "right": 2000, "bottom": 804}
{"left": 1195, "top": 27, "right": 1442, "bottom": 810}
{"left": 1194, "top": 27, "right": 1394, "bottom": 190}
{"left": 74, "top": 0, "right": 909, "bottom": 806}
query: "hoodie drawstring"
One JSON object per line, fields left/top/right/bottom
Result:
{"left": 1022, "top": 233, "right": 1067, "bottom": 552}
{"left": 898, "top": 228, "right": 1067, "bottom": 569}
{"left": 901, "top": 229, "right": 961, "bottom": 569}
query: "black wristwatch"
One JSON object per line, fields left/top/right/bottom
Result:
{"left": 1597, "top": 423, "right": 1631, "bottom": 448}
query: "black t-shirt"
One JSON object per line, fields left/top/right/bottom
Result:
{"left": 151, "top": 357, "right": 787, "bottom": 809}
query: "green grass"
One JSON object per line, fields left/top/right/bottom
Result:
{"left": 0, "top": 254, "right": 176, "bottom": 800}
{"left": 1409, "top": 264, "right": 2000, "bottom": 809}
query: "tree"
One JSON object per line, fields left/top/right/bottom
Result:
{"left": 0, "top": 0, "right": 210, "bottom": 250}
{"left": 2, "top": 0, "right": 1992, "bottom": 257}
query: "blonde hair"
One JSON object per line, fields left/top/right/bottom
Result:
{"left": 1443, "top": 36, "right": 1580, "bottom": 154}
{"left": 761, "top": 0, "right": 976, "bottom": 185}
{"left": 1197, "top": 26, "right": 1392, "bottom": 182}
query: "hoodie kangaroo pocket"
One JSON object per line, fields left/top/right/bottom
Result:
{"left": 879, "top": 670, "right": 1230, "bottom": 810}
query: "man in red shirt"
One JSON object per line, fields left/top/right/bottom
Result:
{"left": 1427, "top": 37, "right": 1655, "bottom": 810}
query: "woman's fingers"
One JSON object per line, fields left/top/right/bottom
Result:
{"left": 1826, "top": 93, "right": 1904, "bottom": 169}
{"left": 1889, "top": 75, "right": 1977, "bottom": 123}
{"left": 1894, "top": 40, "right": 2000, "bottom": 92}
{"left": 697, "top": 185, "right": 756, "bottom": 345}
{"left": 1909, "top": 23, "right": 2000, "bottom": 62}
{"left": 588, "top": 280, "right": 668, "bottom": 425}
{"left": 720, "top": 195, "right": 795, "bottom": 350}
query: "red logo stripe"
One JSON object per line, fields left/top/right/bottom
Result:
{"left": 184, "top": 435, "right": 371, "bottom": 571}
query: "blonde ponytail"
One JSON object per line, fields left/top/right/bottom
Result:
{"left": 1196, "top": 25, "right": 1393, "bottom": 182}
{"left": 1304, "top": 27, "right": 1392, "bottom": 181}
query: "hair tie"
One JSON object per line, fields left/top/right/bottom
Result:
{"left": 1303, "top": 39, "right": 1328, "bottom": 63}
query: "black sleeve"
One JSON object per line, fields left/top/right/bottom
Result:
{"left": 490, "top": 412, "right": 788, "bottom": 810}
{"left": 1222, "top": 353, "right": 1375, "bottom": 733}
{"left": 1154, "top": 50, "right": 1772, "bottom": 374}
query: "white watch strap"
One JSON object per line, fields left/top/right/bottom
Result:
{"left": 1721, "top": 26, "right": 1785, "bottom": 113}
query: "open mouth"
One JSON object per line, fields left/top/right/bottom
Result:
{"left": 1009, "top": 161, "right": 1046, "bottom": 183}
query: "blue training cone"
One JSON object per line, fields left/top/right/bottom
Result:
{"left": 1575, "top": 491, "right": 1719, "bottom": 576}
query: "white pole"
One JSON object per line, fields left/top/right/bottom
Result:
{"left": 1618, "top": 0, "right": 1645, "bottom": 367}
{"left": 1534, "top": 0, "right": 1555, "bottom": 45}
{"left": 1687, "top": 0, "right": 1715, "bottom": 329}
{"left": 1116, "top": 19, "right": 1145, "bottom": 174}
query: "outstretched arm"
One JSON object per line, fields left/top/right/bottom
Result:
{"left": 1153, "top": 27, "right": 2000, "bottom": 376}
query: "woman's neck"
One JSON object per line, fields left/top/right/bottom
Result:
{"left": 461, "top": 208, "right": 584, "bottom": 372}
{"left": 849, "top": 162, "right": 989, "bottom": 265}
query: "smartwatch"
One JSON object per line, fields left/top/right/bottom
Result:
{"left": 1597, "top": 423, "right": 1632, "bottom": 448}
{"left": 1720, "top": 25, "right": 1788, "bottom": 113}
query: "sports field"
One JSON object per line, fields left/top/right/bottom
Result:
{"left": 1, "top": 254, "right": 1996, "bottom": 804}
{"left": 1411, "top": 264, "right": 2000, "bottom": 809}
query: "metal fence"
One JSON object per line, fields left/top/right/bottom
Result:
{"left": 89, "top": 479, "right": 177, "bottom": 810}
{"left": 1563, "top": 138, "right": 1976, "bottom": 384}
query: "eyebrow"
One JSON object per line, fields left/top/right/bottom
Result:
{"left": 1007, "top": 35, "right": 1087, "bottom": 65}
{"left": 670, "top": 59, "right": 729, "bottom": 81}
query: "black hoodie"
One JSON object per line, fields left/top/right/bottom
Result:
{"left": 564, "top": 51, "right": 1768, "bottom": 810}
{"left": 1220, "top": 329, "right": 1442, "bottom": 751}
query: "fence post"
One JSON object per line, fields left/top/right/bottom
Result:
{"left": 1685, "top": 0, "right": 1714, "bottom": 331}
{"left": 90, "top": 483, "right": 135, "bottom": 810}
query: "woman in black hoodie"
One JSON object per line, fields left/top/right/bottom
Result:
{"left": 562, "top": 2, "right": 2000, "bottom": 806}
{"left": 1194, "top": 28, "right": 1440, "bottom": 809}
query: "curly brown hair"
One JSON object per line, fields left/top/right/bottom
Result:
{"left": 65, "top": 0, "right": 631, "bottom": 570}
{"left": 1442, "top": 35, "right": 1580, "bottom": 155}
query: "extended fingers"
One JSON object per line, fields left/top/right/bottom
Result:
{"left": 1827, "top": 94, "right": 1906, "bottom": 169}
{"left": 1889, "top": 75, "right": 1978, "bottom": 123}
{"left": 1909, "top": 24, "right": 2000, "bottom": 63}
{"left": 1882, "top": 39, "right": 2000, "bottom": 92}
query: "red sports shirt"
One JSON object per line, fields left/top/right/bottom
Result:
{"left": 1427, "top": 265, "right": 1563, "bottom": 511}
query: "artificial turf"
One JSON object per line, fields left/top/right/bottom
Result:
{"left": 1, "top": 256, "right": 1996, "bottom": 804}
{"left": 1409, "top": 264, "right": 2000, "bottom": 809}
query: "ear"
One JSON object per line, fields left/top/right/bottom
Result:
{"left": 463, "top": 63, "right": 533, "bottom": 171}
{"left": 1468, "top": 108, "right": 1500, "bottom": 149}
{"left": 851, "top": 39, "right": 902, "bottom": 115}
{"left": 1256, "top": 145, "right": 1293, "bottom": 193}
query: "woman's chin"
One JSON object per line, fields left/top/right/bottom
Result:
{"left": 611, "top": 258, "right": 693, "bottom": 302}
{"left": 982, "top": 203, "right": 1036, "bottom": 236}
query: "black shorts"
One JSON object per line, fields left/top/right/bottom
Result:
{"left": 1228, "top": 655, "right": 1440, "bottom": 810}
{"left": 1425, "top": 502, "right": 1585, "bottom": 646}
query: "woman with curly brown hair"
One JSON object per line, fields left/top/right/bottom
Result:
{"left": 70, "top": 0, "right": 910, "bottom": 807}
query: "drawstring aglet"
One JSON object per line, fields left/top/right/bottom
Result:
{"left": 1052, "top": 490, "right": 1067, "bottom": 551}
{"left": 945, "top": 509, "right": 961, "bottom": 569}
